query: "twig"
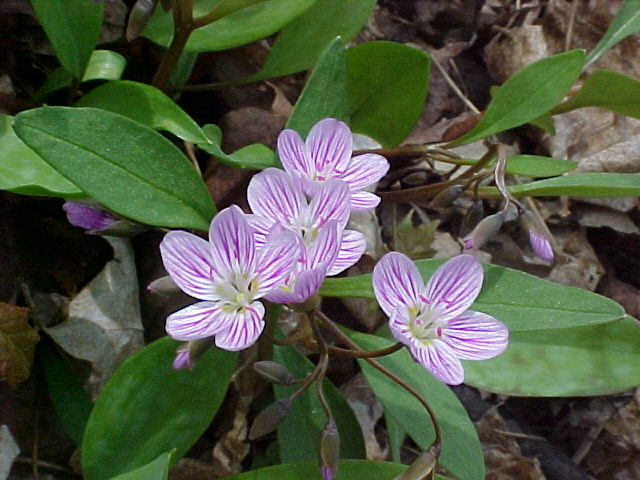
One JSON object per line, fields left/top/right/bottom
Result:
{"left": 430, "top": 54, "right": 480, "bottom": 114}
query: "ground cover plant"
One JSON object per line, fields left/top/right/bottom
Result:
{"left": 2, "top": 1, "right": 640, "bottom": 479}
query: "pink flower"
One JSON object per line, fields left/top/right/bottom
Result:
{"left": 528, "top": 230, "right": 554, "bottom": 262}
{"left": 160, "top": 205, "right": 299, "bottom": 351}
{"left": 372, "top": 253, "right": 508, "bottom": 385}
{"left": 277, "top": 118, "right": 389, "bottom": 211}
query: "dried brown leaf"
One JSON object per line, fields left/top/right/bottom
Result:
{"left": 0, "top": 302, "right": 39, "bottom": 389}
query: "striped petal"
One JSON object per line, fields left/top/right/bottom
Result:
{"left": 265, "top": 266, "right": 325, "bottom": 304}
{"left": 411, "top": 339, "right": 464, "bottom": 385}
{"left": 307, "top": 221, "right": 340, "bottom": 270}
{"left": 160, "top": 231, "right": 217, "bottom": 301}
{"left": 528, "top": 230, "right": 554, "bottom": 261}
{"left": 423, "top": 254, "right": 483, "bottom": 321}
{"left": 209, "top": 205, "right": 256, "bottom": 279}
{"left": 372, "top": 252, "right": 423, "bottom": 316}
{"left": 166, "top": 301, "right": 231, "bottom": 341}
{"left": 214, "top": 302, "right": 265, "bottom": 351}
{"left": 444, "top": 311, "right": 508, "bottom": 360}
{"left": 246, "top": 214, "right": 274, "bottom": 249}
{"left": 254, "top": 231, "right": 301, "bottom": 296}
{"left": 350, "top": 191, "right": 381, "bottom": 211}
{"left": 340, "top": 153, "right": 389, "bottom": 191}
{"left": 247, "top": 168, "right": 305, "bottom": 225}
{"left": 307, "top": 179, "right": 350, "bottom": 230}
{"left": 326, "top": 229, "right": 365, "bottom": 276}
{"left": 278, "top": 129, "right": 313, "bottom": 175}
{"left": 306, "top": 118, "right": 352, "bottom": 173}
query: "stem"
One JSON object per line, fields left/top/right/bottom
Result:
{"left": 314, "top": 309, "right": 442, "bottom": 446}
{"left": 152, "top": 0, "right": 194, "bottom": 89}
{"left": 326, "top": 342, "right": 403, "bottom": 358}
{"left": 309, "top": 314, "right": 332, "bottom": 419}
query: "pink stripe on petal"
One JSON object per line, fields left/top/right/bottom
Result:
{"left": 254, "top": 231, "right": 300, "bottom": 295}
{"left": 308, "top": 179, "right": 350, "bottom": 229}
{"left": 265, "top": 267, "right": 325, "bottom": 303}
{"left": 166, "top": 301, "right": 230, "bottom": 341}
{"left": 340, "top": 153, "right": 389, "bottom": 191}
{"left": 423, "top": 254, "right": 483, "bottom": 321}
{"left": 214, "top": 302, "right": 265, "bottom": 351}
{"left": 389, "top": 307, "right": 412, "bottom": 344}
{"left": 160, "top": 231, "right": 217, "bottom": 301}
{"left": 326, "top": 229, "right": 365, "bottom": 276}
{"left": 411, "top": 340, "right": 464, "bottom": 385}
{"left": 444, "top": 311, "right": 508, "bottom": 360}
{"left": 307, "top": 221, "right": 340, "bottom": 269}
{"left": 278, "top": 129, "right": 313, "bottom": 175}
{"left": 306, "top": 119, "right": 352, "bottom": 172}
{"left": 350, "top": 191, "right": 381, "bottom": 211}
{"left": 246, "top": 214, "right": 273, "bottom": 249}
{"left": 372, "top": 252, "right": 423, "bottom": 316}
{"left": 209, "top": 206, "right": 256, "bottom": 278}
{"left": 247, "top": 168, "right": 305, "bottom": 225}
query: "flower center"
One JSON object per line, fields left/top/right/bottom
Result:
{"left": 214, "top": 271, "right": 259, "bottom": 311}
{"left": 407, "top": 300, "right": 445, "bottom": 345}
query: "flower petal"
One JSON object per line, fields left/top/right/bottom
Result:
{"left": 326, "top": 229, "right": 366, "bottom": 276}
{"left": 528, "top": 230, "right": 554, "bottom": 261}
{"left": 160, "top": 231, "right": 218, "bottom": 301}
{"left": 278, "top": 129, "right": 314, "bottom": 176}
{"left": 423, "top": 254, "right": 483, "bottom": 321}
{"left": 372, "top": 252, "right": 423, "bottom": 316}
{"left": 411, "top": 340, "right": 464, "bottom": 385}
{"left": 444, "top": 311, "right": 508, "bottom": 360}
{"left": 209, "top": 205, "right": 256, "bottom": 278}
{"left": 306, "top": 118, "right": 352, "bottom": 173}
{"left": 214, "top": 302, "right": 265, "bottom": 351}
{"left": 350, "top": 191, "right": 381, "bottom": 211}
{"left": 265, "top": 266, "right": 325, "bottom": 303}
{"left": 247, "top": 168, "right": 305, "bottom": 225}
{"left": 246, "top": 214, "right": 273, "bottom": 249}
{"left": 307, "top": 220, "right": 340, "bottom": 270}
{"left": 307, "top": 179, "right": 350, "bottom": 230}
{"left": 254, "top": 231, "right": 301, "bottom": 296}
{"left": 340, "top": 153, "right": 389, "bottom": 191}
{"left": 388, "top": 306, "right": 412, "bottom": 344}
{"left": 166, "top": 301, "right": 231, "bottom": 341}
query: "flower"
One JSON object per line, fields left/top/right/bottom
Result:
{"left": 247, "top": 168, "right": 366, "bottom": 302}
{"left": 160, "top": 205, "right": 299, "bottom": 351}
{"left": 372, "top": 253, "right": 508, "bottom": 385}
{"left": 527, "top": 230, "right": 554, "bottom": 261}
{"left": 63, "top": 201, "right": 118, "bottom": 231}
{"left": 277, "top": 118, "right": 389, "bottom": 211}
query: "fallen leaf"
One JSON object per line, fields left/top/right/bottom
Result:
{"left": 0, "top": 302, "right": 39, "bottom": 389}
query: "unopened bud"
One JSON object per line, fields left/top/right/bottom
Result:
{"left": 63, "top": 201, "right": 118, "bottom": 231}
{"left": 318, "top": 420, "right": 340, "bottom": 480}
{"left": 394, "top": 444, "right": 440, "bottom": 480}
{"left": 428, "top": 184, "right": 464, "bottom": 209}
{"left": 172, "top": 338, "right": 212, "bottom": 370}
{"left": 461, "top": 200, "right": 484, "bottom": 237}
{"left": 463, "top": 211, "right": 505, "bottom": 250}
{"left": 249, "top": 398, "right": 292, "bottom": 440}
{"left": 253, "top": 361, "right": 295, "bottom": 386}
{"left": 520, "top": 211, "right": 554, "bottom": 261}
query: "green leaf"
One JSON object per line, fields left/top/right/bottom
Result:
{"left": 37, "top": 338, "right": 92, "bottom": 446}
{"left": 199, "top": 124, "right": 278, "bottom": 169}
{"left": 34, "top": 50, "right": 127, "bottom": 101}
{"left": 385, "top": 412, "right": 404, "bottom": 464}
{"left": 449, "top": 50, "right": 585, "bottom": 146}
{"left": 248, "top": 0, "right": 376, "bottom": 80}
{"left": 320, "top": 259, "right": 625, "bottom": 331}
{"left": 30, "top": 0, "right": 103, "bottom": 78}
{"left": 464, "top": 317, "right": 640, "bottom": 396}
{"left": 585, "top": 0, "right": 640, "bottom": 68}
{"left": 0, "top": 114, "right": 82, "bottom": 197}
{"left": 142, "top": 0, "right": 316, "bottom": 52}
{"left": 81, "top": 337, "right": 236, "bottom": 480}
{"left": 505, "top": 155, "right": 577, "bottom": 177}
{"left": 109, "top": 452, "right": 171, "bottom": 480}
{"left": 273, "top": 345, "right": 365, "bottom": 462}
{"left": 224, "top": 459, "right": 454, "bottom": 479}
{"left": 346, "top": 41, "right": 430, "bottom": 147}
{"left": 351, "top": 332, "right": 484, "bottom": 480}
{"left": 553, "top": 70, "right": 640, "bottom": 119}
{"left": 14, "top": 107, "right": 215, "bottom": 230}
{"left": 76, "top": 81, "right": 208, "bottom": 144}
{"left": 285, "top": 37, "right": 349, "bottom": 138}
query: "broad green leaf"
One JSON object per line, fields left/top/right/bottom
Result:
{"left": 285, "top": 37, "right": 349, "bottom": 138}
{"left": 37, "top": 338, "right": 92, "bottom": 446}
{"left": 81, "top": 337, "right": 236, "bottom": 480}
{"left": 199, "top": 124, "right": 278, "bottom": 169}
{"left": 142, "top": 0, "right": 316, "bottom": 52}
{"left": 464, "top": 317, "right": 640, "bottom": 396}
{"left": 34, "top": 50, "right": 127, "bottom": 101}
{"left": 30, "top": 0, "right": 103, "bottom": 78}
{"left": 249, "top": 0, "right": 376, "bottom": 80}
{"left": 273, "top": 345, "right": 365, "bottom": 463}
{"left": 453, "top": 155, "right": 577, "bottom": 178}
{"left": 225, "top": 459, "right": 453, "bottom": 479}
{"left": 449, "top": 50, "right": 585, "bottom": 146}
{"left": 351, "top": 332, "right": 484, "bottom": 480}
{"left": 0, "top": 114, "right": 82, "bottom": 197}
{"left": 109, "top": 452, "right": 171, "bottom": 480}
{"left": 14, "top": 107, "right": 215, "bottom": 230}
{"left": 76, "top": 81, "right": 207, "bottom": 144}
{"left": 385, "top": 412, "right": 404, "bottom": 464}
{"left": 320, "top": 259, "right": 625, "bottom": 331}
{"left": 585, "top": 0, "right": 640, "bottom": 67}
{"left": 553, "top": 70, "right": 640, "bottom": 119}
{"left": 529, "top": 112, "right": 555, "bottom": 134}
{"left": 346, "top": 41, "right": 430, "bottom": 147}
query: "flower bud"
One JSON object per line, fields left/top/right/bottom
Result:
{"left": 520, "top": 211, "right": 554, "bottom": 261}
{"left": 172, "top": 338, "right": 212, "bottom": 370}
{"left": 463, "top": 211, "right": 506, "bottom": 250}
{"left": 428, "top": 184, "right": 464, "bottom": 209}
{"left": 63, "top": 201, "right": 118, "bottom": 231}
{"left": 147, "top": 275, "right": 180, "bottom": 297}
{"left": 249, "top": 398, "right": 292, "bottom": 440}
{"left": 318, "top": 420, "right": 340, "bottom": 480}
{"left": 253, "top": 361, "right": 295, "bottom": 386}
{"left": 394, "top": 444, "right": 440, "bottom": 480}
